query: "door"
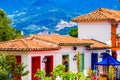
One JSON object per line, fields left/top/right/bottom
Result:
{"left": 45, "top": 56, "right": 53, "bottom": 76}
{"left": 32, "top": 56, "right": 41, "bottom": 80}
{"left": 16, "top": 56, "right": 21, "bottom": 80}
{"left": 91, "top": 53, "right": 98, "bottom": 70}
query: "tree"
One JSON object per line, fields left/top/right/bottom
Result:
{"left": 0, "top": 54, "right": 29, "bottom": 80}
{"left": 69, "top": 28, "right": 78, "bottom": 37}
{"left": 0, "top": 9, "right": 23, "bottom": 41}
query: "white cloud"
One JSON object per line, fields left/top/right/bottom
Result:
{"left": 41, "top": 26, "right": 49, "bottom": 31}
{"left": 48, "top": 9, "right": 57, "bottom": 12}
{"left": 8, "top": 14, "right": 15, "bottom": 19}
{"left": 23, "top": 25, "right": 49, "bottom": 32}
{"left": 55, "top": 20, "right": 77, "bottom": 31}
{"left": 23, "top": 24, "right": 41, "bottom": 31}
{"left": 16, "top": 12, "right": 26, "bottom": 16}
{"left": 8, "top": 11, "right": 26, "bottom": 19}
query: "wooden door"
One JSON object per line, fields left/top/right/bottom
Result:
{"left": 16, "top": 56, "right": 21, "bottom": 64}
{"left": 32, "top": 56, "right": 41, "bottom": 80}
{"left": 16, "top": 56, "right": 21, "bottom": 80}
{"left": 45, "top": 56, "right": 53, "bottom": 76}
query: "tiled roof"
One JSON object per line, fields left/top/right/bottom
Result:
{"left": 84, "top": 39, "right": 110, "bottom": 49}
{"left": 0, "top": 39, "right": 58, "bottom": 51}
{"left": 72, "top": 8, "right": 120, "bottom": 22}
{"left": 29, "top": 34, "right": 110, "bottom": 49}
{"left": 0, "top": 34, "right": 110, "bottom": 51}
{"left": 30, "top": 34, "right": 91, "bottom": 45}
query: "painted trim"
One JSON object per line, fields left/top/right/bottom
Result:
{"left": 80, "top": 53, "right": 84, "bottom": 72}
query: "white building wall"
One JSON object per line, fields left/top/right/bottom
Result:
{"left": 117, "top": 23, "right": 120, "bottom": 36}
{"left": 22, "top": 54, "right": 29, "bottom": 80}
{"left": 78, "top": 22, "right": 111, "bottom": 44}
{"left": 0, "top": 48, "right": 107, "bottom": 80}
{"left": 83, "top": 49, "right": 106, "bottom": 72}
{"left": 25, "top": 46, "right": 87, "bottom": 80}
{"left": 0, "top": 47, "right": 107, "bottom": 80}
{"left": 59, "top": 46, "right": 80, "bottom": 72}
{"left": 116, "top": 50, "right": 120, "bottom": 61}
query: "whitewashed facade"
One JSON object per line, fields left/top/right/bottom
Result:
{"left": 78, "top": 22, "right": 111, "bottom": 44}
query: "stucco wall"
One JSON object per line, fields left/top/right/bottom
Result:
{"left": 117, "top": 23, "right": 120, "bottom": 36}
{"left": 84, "top": 49, "right": 106, "bottom": 70}
{"left": 116, "top": 50, "right": 120, "bottom": 61}
{"left": 83, "top": 49, "right": 106, "bottom": 76}
{"left": 26, "top": 46, "right": 86, "bottom": 80}
{"left": 78, "top": 22, "right": 111, "bottom": 44}
{"left": 0, "top": 47, "right": 107, "bottom": 80}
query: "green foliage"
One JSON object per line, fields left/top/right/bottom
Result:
{"left": 62, "top": 71, "right": 77, "bottom": 80}
{"left": 35, "top": 64, "right": 91, "bottom": 80}
{"left": 34, "top": 69, "right": 52, "bottom": 80}
{"left": 34, "top": 69, "right": 46, "bottom": 79}
{"left": 0, "top": 54, "right": 29, "bottom": 80}
{"left": 51, "top": 64, "right": 65, "bottom": 78}
{"left": 69, "top": 28, "right": 78, "bottom": 37}
{"left": 0, "top": 9, "right": 23, "bottom": 41}
{"left": 79, "top": 75, "right": 88, "bottom": 80}
{"left": 76, "top": 72, "right": 83, "bottom": 79}
{"left": 42, "top": 76, "right": 52, "bottom": 80}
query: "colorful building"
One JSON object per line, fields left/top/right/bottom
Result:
{"left": 72, "top": 8, "right": 120, "bottom": 61}
{"left": 0, "top": 34, "right": 109, "bottom": 80}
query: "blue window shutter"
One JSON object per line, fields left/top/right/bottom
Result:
{"left": 102, "top": 52, "right": 107, "bottom": 60}
{"left": 91, "top": 53, "right": 98, "bottom": 70}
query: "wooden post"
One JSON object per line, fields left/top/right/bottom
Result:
{"left": 111, "top": 23, "right": 117, "bottom": 47}
{"left": 76, "top": 52, "right": 81, "bottom": 73}
{"left": 111, "top": 22, "right": 117, "bottom": 59}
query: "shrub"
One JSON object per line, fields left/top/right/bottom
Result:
{"left": 61, "top": 71, "right": 76, "bottom": 80}
{"left": 0, "top": 54, "right": 28, "bottom": 80}
{"left": 34, "top": 69, "right": 46, "bottom": 79}
{"left": 51, "top": 64, "right": 65, "bottom": 78}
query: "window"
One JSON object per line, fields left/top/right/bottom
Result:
{"left": 62, "top": 55, "right": 69, "bottom": 72}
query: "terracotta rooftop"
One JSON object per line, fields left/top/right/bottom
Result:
{"left": 28, "top": 34, "right": 110, "bottom": 49}
{"left": 0, "top": 39, "right": 58, "bottom": 51}
{"left": 84, "top": 39, "right": 110, "bottom": 49}
{"left": 72, "top": 8, "right": 120, "bottom": 22}
{"left": 0, "top": 34, "right": 110, "bottom": 51}
{"left": 30, "top": 34, "right": 91, "bottom": 46}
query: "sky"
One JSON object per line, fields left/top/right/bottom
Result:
{"left": 0, "top": 0, "right": 120, "bottom": 35}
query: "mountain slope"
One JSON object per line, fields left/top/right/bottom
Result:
{"left": 0, "top": 0, "right": 120, "bottom": 35}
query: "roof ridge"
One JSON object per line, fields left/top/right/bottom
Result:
{"left": 72, "top": 8, "right": 120, "bottom": 22}
{"left": 19, "top": 39, "right": 30, "bottom": 49}
{"left": 98, "top": 9, "right": 109, "bottom": 17}
{"left": 32, "top": 35, "right": 59, "bottom": 44}
{"left": 98, "top": 8, "right": 118, "bottom": 18}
